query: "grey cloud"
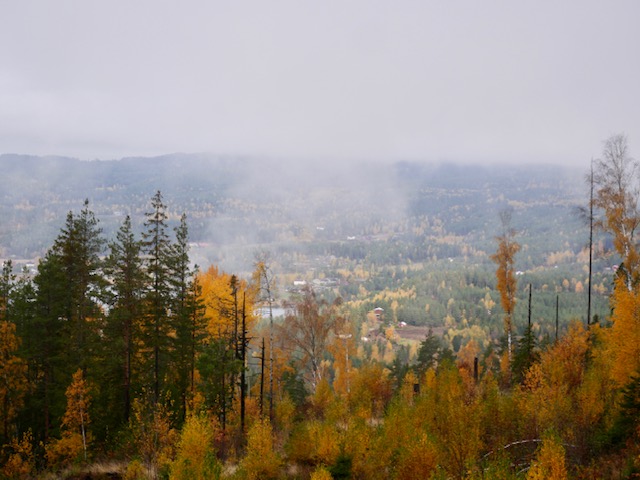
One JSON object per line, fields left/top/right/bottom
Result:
{"left": 0, "top": 1, "right": 639, "bottom": 164}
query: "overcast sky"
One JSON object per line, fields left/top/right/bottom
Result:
{"left": 1, "top": 1, "right": 638, "bottom": 165}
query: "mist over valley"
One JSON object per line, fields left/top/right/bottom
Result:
{"left": 0, "top": 153, "right": 607, "bottom": 338}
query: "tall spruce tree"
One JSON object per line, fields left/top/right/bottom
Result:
{"left": 186, "top": 270, "right": 206, "bottom": 406}
{"left": 32, "top": 250, "right": 74, "bottom": 441}
{"left": 52, "top": 200, "right": 106, "bottom": 372}
{"left": 167, "top": 213, "right": 201, "bottom": 421}
{"left": 104, "top": 215, "right": 147, "bottom": 424}
{"left": 142, "top": 191, "right": 173, "bottom": 404}
{"left": 28, "top": 201, "right": 105, "bottom": 441}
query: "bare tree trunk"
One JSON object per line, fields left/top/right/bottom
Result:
{"left": 556, "top": 295, "right": 560, "bottom": 343}
{"left": 588, "top": 162, "right": 594, "bottom": 326}
{"left": 240, "top": 293, "right": 247, "bottom": 435}
{"left": 528, "top": 283, "right": 532, "bottom": 329}
{"left": 254, "top": 253, "right": 277, "bottom": 421}
{"left": 80, "top": 408, "right": 87, "bottom": 461}
{"left": 269, "top": 300, "right": 274, "bottom": 421}
{"left": 260, "top": 337, "right": 265, "bottom": 417}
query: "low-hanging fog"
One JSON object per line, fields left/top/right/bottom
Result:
{"left": 0, "top": 153, "right": 587, "bottom": 279}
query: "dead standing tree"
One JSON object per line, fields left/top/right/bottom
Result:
{"left": 253, "top": 252, "right": 276, "bottom": 420}
{"left": 575, "top": 163, "right": 596, "bottom": 325}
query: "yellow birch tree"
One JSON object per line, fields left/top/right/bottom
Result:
{"left": 490, "top": 209, "right": 520, "bottom": 366}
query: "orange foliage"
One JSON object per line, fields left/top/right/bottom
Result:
{"left": 457, "top": 339, "right": 480, "bottom": 398}
{"left": 0, "top": 320, "right": 27, "bottom": 442}
{"left": 349, "top": 363, "right": 393, "bottom": 421}
{"left": 457, "top": 339, "right": 480, "bottom": 371}
{"left": 593, "top": 134, "right": 640, "bottom": 289}
{"left": 46, "top": 369, "right": 92, "bottom": 467}
{"left": 286, "top": 419, "right": 338, "bottom": 466}
{"left": 328, "top": 327, "right": 356, "bottom": 398}
{"left": 429, "top": 365, "right": 482, "bottom": 479}
{"left": 129, "top": 397, "right": 178, "bottom": 477}
{"left": 310, "top": 378, "right": 333, "bottom": 418}
{"left": 540, "top": 322, "right": 589, "bottom": 391}
{"left": 526, "top": 433, "right": 568, "bottom": 480}
{"left": 394, "top": 433, "right": 438, "bottom": 480}
{"left": 170, "top": 414, "right": 221, "bottom": 480}
{"left": 197, "top": 265, "right": 257, "bottom": 339}
{"left": 310, "top": 465, "right": 333, "bottom": 480}
{"left": 399, "top": 370, "right": 418, "bottom": 405}
{"left": 490, "top": 211, "right": 520, "bottom": 360}
{"left": 241, "top": 418, "right": 281, "bottom": 480}
{"left": 1, "top": 430, "right": 35, "bottom": 479}
{"left": 274, "top": 393, "right": 296, "bottom": 437}
{"left": 479, "top": 372, "right": 520, "bottom": 450}
{"left": 517, "top": 322, "right": 591, "bottom": 441}
{"left": 605, "top": 280, "right": 640, "bottom": 386}
{"left": 341, "top": 418, "right": 383, "bottom": 479}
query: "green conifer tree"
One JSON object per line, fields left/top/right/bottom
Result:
{"left": 167, "top": 213, "right": 205, "bottom": 421}
{"left": 142, "top": 191, "right": 173, "bottom": 404}
{"left": 52, "top": 200, "right": 106, "bottom": 372}
{"left": 104, "top": 215, "right": 147, "bottom": 425}
{"left": 26, "top": 201, "right": 106, "bottom": 442}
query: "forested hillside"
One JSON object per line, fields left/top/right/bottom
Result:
{"left": 1, "top": 146, "right": 638, "bottom": 479}
{"left": 1, "top": 153, "right": 612, "bottom": 348}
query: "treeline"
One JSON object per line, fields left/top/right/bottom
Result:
{"left": 0, "top": 191, "right": 247, "bottom": 474}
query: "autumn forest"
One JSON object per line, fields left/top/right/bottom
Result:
{"left": 2, "top": 136, "right": 640, "bottom": 479}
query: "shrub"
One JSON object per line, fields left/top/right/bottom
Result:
{"left": 1, "top": 431, "right": 35, "bottom": 479}
{"left": 240, "top": 418, "right": 281, "bottom": 480}
{"left": 170, "top": 414, "right": 221, "bottom": 480}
